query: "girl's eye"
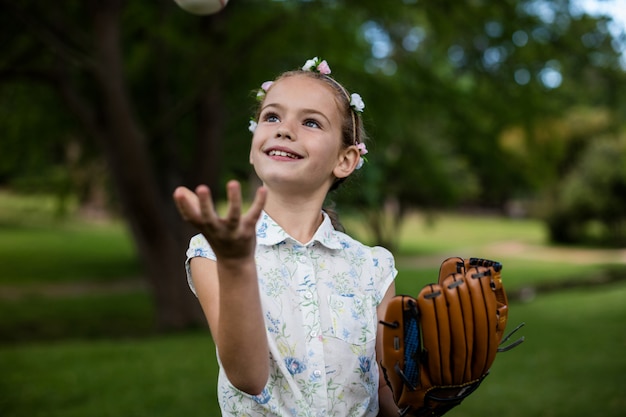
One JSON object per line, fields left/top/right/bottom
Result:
{"left": 263, "top": 113, "right": 280, "bottom": 123}
{"left": 304, "top": 119, "right": 320, "bottom": 129}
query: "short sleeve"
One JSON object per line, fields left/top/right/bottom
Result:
{"left": 371, "top": 245, "right": 397, "bottom": 304}
{"left": 184, "top": 234, "right": 216, "bottom": 296}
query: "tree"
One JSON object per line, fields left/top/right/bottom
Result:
{"left": 0, "top": 0, "right": 226, "bottom": 329}
{"left": 1, "top": 0, "right": 624, "bottom": 329}
{"left": 329, "top": 0, "right": 626, "bottom": 248}
{"left": 0, "top": 0, "right": 412, "bottom": 329}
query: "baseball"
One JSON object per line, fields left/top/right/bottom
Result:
{"left": 173, "top": 0, "right": 229, "bottom": 15}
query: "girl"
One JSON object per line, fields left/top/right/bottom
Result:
{"left": 173, "top": 57, "right": 399, "bottom": 416}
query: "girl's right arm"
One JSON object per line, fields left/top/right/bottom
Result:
{"left": 174, "top": 181, "right": 269, "bottom": 395}
{"left": 190, "top": 255, "right": 269, "bottom": 395}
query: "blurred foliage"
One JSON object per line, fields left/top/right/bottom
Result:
{"left": 2, "top": 0, "right": 625, "bottom": 224}
{"left": 544, "top": 134, "right": 626, "bottom": 246}
{"left": 1, "top": 0, "right": 626, "bottom": 326}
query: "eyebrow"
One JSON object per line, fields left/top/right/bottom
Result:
{"left": 261, "top": 103, "right": 332, "bottom": 126}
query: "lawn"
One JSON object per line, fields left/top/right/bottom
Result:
{"left": 0, "top": 191, "right": 624, "bottom": 417}
{"left": 1, "top": 284, "right": 624, "bottom": 417}
{"left": 0, "top": 333, "right": 220, "bottom": 417}
{"left": 0, "top": 191, "right": 140, "bottom": 285}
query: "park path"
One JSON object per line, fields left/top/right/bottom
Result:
{"left": 0, "top": 278, "right": 146, "bottom": 301}
{"left": 397, "top": 240, "right": 626, "bottom": 268}
{"left": 483, "top": 241, "right": 626, "bottom": 264}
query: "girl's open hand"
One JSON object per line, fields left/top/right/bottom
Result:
{"left": 173, "top": 180, "right": 267, "bottom": 260}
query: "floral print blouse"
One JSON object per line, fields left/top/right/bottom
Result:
{"left": 185, "top": 211, "right": 397, "bottom": 417}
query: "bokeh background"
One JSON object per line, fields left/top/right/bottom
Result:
{"left": 1, "top": 0, "right": 625, "bottom": 416}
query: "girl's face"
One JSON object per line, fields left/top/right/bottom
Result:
{"left": 250, "top": 74, "right": 358, "bottom": 193}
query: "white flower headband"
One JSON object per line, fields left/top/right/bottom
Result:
{"left": 250, "top": 57, "right": 368, "bottom": 169}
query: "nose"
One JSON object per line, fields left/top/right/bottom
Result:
{"left": 275, "top": 124, "right": 294, "bottom": 141}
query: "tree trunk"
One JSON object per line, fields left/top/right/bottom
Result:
{"left": 89, "top": 0, "right": 203, "bottom": 330}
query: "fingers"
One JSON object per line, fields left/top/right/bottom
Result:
{"left": 225, "top": 181, "right": 267, "bottom": 231}
{"left": 173, "top": 182, "right": 266, "bottom": 232}
{"left": 196, "top": 185, "right": 218, "bottom": 225}
{"left": 224, "top": 180, "right": 242, "bottom": 228}
{"left": 172, "top": 186, "right": 201, "bottom": 221}
{"left": 172, "top": 185, "right": 217, "bottom": 225}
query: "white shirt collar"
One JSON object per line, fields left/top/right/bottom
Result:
{"left": 256, "top": 211, "right": 343, "bottom": 250}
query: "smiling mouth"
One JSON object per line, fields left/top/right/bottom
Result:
{"left": 267, "top": 149, "right": 302, "bottom": 159}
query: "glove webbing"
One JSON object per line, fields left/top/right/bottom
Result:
{"left": 402, "top": 300, "right": 420, "bottom": 388}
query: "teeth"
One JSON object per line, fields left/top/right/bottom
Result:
{"left": 269, "top": 150, "right": 299, "bottom": 159}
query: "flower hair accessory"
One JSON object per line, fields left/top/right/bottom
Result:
{"left": 350, "top": 93, "right": 365, "bottom": 113}
{"left": 255, "top": 80, "right": 273, "bottom": 102}
{"left": 356, "top": 142, "right": 368, "bottom": 169}
{"left": 302, "top": 57, "right": 331, "bottom": 74}
{"left": 301, "top": 57, "right": 366, "bottom": 113}
{"left": 248, "top": 119, "right": 258, "bottom": 133}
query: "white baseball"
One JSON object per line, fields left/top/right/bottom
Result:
{"left": 173, "top": 0, "right": 229, "bottom": 15}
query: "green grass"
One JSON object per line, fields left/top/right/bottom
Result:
{"left": 0, "top": 190, "right": 140, "bottom": 284}
{"left": 0, "top": 224, "right": 140, "bottom": 284}
{"left": 0, "top": 292, "right": 156, "bottom": 343}
{"left": 0, "top": 333, "right": 221, "bottom": 417}
{"left": 0, "top": 191, "right": 68, "bottom": 227}
{"left": 397, "top": 212, "right": 547, "bottom": 254}
{"left": 454, "top": 282, "right": 626, "bottom": 417}
{"left": 1, "top": 285, "right": 624, "bottom": 417}
{"left": 343, "top": 211, "right": 547, "bottom": 255}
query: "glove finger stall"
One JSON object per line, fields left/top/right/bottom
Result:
{"left": 464, "top": 266, "right": 499, "bottom": 378}
{"left": 417, "top": 283, "right": 451, "bottom": 386}
{"left": 441, "top": 273, "right": 474, "bottom": 384}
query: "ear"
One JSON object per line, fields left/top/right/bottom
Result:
{"left": 333, "top": 145, "right": 360, "bottom": 179}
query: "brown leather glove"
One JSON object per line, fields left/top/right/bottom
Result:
{"left": 379, "top": 257, "right": 524, "bottom": 417}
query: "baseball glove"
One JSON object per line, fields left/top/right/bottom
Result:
{"left": 379, "top": 257, "right": 524, "bottom": 417}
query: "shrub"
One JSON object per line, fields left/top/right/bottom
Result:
{"left": 545, "top": 135, "right": 626, "bottom": 246}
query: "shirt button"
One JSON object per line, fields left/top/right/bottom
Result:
{"left": 313, "top": 369, "right": 322, "bottom": 377}
{"left": 310, "top": 330, "right": 318, "bottom": 338}
{"left": 304, "top": 292, "right": 313, "bottom": 299}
